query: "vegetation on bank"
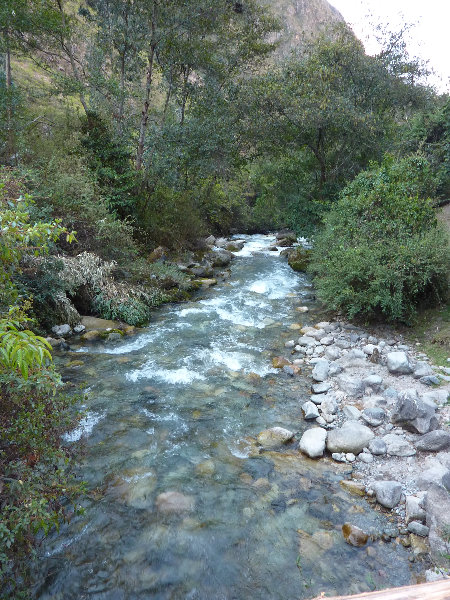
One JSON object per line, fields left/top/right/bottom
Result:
{"left": 0, "top": 0, "right": 449, "bottom": 596}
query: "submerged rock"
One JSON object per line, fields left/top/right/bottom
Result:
{"left": 272, "top": 356, "right": 292, "bottom": 369}
{"left": 256, "top": 427, "right": 294, "bottom": 448}
{"left": 342, "top": 523, "right": 369, "bottom": 547}
{"left": 155, "top": 491, "right": 195, "bottom": 514}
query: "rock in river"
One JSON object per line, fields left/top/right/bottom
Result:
{"left": 342, "top": 523, "right": 369, "bottom": 547}
{"left": 156, "top": 491, "right": 195, "bottom": 514}
{"left": 257, "top": 427, "right": 294, "bottom": 448}
{"left": 299, "top": 427, "right": 327, "bottom": 458}
{"left": 326, "top": 422, "right": 374, "bottom": 454}
{"left": 373, "top": 481, "right": 402, "bottom": 509}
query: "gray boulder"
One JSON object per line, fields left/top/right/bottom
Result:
{"left": 361, "top": 407, "right": 386, "bottom": 427}
{"left": 420, "top": 375, "right": 441, "bottom": 386}
{"left": 407, "top": 521, "right": 429, "bottom": 537}
{"left": 51, "top": 323, "right": 72, "bottom": 337}
{"left": 312, "top": 359, "right": 330, "bottom": 382}
{"left": 299, "top": 427, "right": 327, "bottom": 458}
{"left": 326, "top": 422, "right": 374, "bottom": 454}
{"left": 362, "top": 374, "right": 384, "bottom": 392}
{"left": 343, "top": 405, "right": 362, "bottom": 420}
{"left": 391, "top": 389, "right": 438, "bottom": 434}
{"left": 426, "top": 484, "right": 450, "bottom": 566}
{"left": 320, "top": 395, "right": 338, "bottom": 415}
{"left": 302, "top": 401, "right": 320, "bottom": 420}
{"left": 312, "top": 382, "right": 332, "bottom": 394}
{"left": 373, "top": 480, "right": 402, "bottom": 508}
{"left": 383, "top": 433, "right": 416, "bottom": 457}
{"left": 211, "top": 249, "right": 233, "bottom": 267}
{"left": 337, "top": 374, "right": 365, "bottom": 398}
{"left": 386, "top": 351, "right": 414, "bottom": 375}
{"left": 406, "top": 495, "right": 426, "bottom": 524}
{"left": 368, "top": 438, "right": 387, "bottom": 456}
{"left": 413, "top": 361, "right": 435, "bottom": 379}
{"left": 415, "top": 430, "right": 450, "bottom": 452}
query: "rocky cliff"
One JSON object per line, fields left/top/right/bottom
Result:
{"left": 262, "top": 0, "right": 346, "bottom": 56}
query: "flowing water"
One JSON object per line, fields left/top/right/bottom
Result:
{"left": 37, "top": 235, "right": 418, "bottom": 600}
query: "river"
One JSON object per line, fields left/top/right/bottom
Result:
{"left": 36, "top": 235, "right": 418, "bottom": 599}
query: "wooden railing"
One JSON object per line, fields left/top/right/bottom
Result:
{"left": 310, "top": 580, "right": 450, "bottom": 600}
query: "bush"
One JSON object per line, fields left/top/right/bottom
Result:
{"left": 310, "top": 155, "right": 450, "bottom": 322}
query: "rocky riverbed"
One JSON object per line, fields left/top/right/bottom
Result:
{"left": 266, "top": 314, "right": 450, "bottom": 580}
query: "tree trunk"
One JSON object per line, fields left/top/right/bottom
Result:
{"left": 5, "top": 34, "right": 16, "bottom": 164}
{"left": 56, "top": 0, "right": 89, "bottom": 115}
{"left": 135, "top": 44, "right": 156, "bottom": 170}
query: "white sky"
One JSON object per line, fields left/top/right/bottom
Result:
{"left": 330, "top": 0, "right": 450, "bottom": 93}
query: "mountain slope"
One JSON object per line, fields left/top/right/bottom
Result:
{"left": 262, "top": 0, "right": 346, "bottom": 56}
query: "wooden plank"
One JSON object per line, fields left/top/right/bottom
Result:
{"left": 310, "top": 580, "right": 450, "bottom": 600}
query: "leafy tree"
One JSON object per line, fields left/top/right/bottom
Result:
{"left": 310, "top": 155, "right": 449, "bottom": 322}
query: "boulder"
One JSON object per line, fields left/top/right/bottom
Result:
{"left": 413, "top": 362, "right": 435, "bottom": 379}
{"left": 297, "top": 336, "right": 317, "bottom": 347}
{"left": 336, "top": 374, "right": 365, "bottom": 398}
{"left": 415, "top": 430, "right": 450, "bottom": 452}
{"left": 312, "top": 382, "right": 332, "bottom": 394}
{"left": 299, "top": 428, "right": 327, "bottom": 458}
{"left": 383, "top": 433, "right": 416, "bottom": 457}
{"left": 342, "top": 523, "right": 369, "bottom": 547}
{"left": 361, "top": 407, "right": 386, "bottom": 427}
{"left": 343, "top": 405, "right": 362, "bottom": 420}
{"left": 211, "top": 249, "right": 233, "bottom": 267}
{"left": 320, "top": 395, "right": 338, "bottom": 415}
{"left": 312, "top": 359, "right": 330, "bottom": 382}
{"left": 406, "top": 495, "right": 426, "bottom": 524}
{"left": 256, "top": 427, "right": 294, "bottom": 448}
{"left": 155, "top": 491, "right": 195, "bottom": 514}
{"left": 386, "top": 351, "right": 414, "bottom": 374}
{"left": 272, "top": 356, "right": 291, "bottom": 369}
{"left": 326, "top": 422, "right": 374, "bottom": 454}
{"left": 407, "top": 521, "right": 429, "bottom": 537}
{"left": 368, "top": 438, "right": 387, "bottom": 456}
{"left": 302, "top": 401, "right": 320, "bottom": 420}
{"left": 205, "top": 235, "right": 216, "bottom": 246}
{"left": 81, "top": 316, "right": 122, "bottom": 330}
{"left": 373, "top": 480, "right": 402, "bottom": 509}
{"left": 51, "top": 324, "right": 72, "bottom": 337}
{"left": 362, "top": 374, "right": 384, "bottom": 393}
{"left": 391, "top": 389, "right": 438, "bottom": 434}
{"left": 287, "top": 246, "right": 311, "bottom": 271}
{"left": 426, "top": 484, "right": 450, "bottom": 566}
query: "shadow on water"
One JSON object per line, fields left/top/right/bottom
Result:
{"left": 36, "top": 235, "right": 418, "bottom": 600}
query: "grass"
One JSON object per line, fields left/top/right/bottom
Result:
{"left": 401, "top": 302, "right": 450, "bottom": 367}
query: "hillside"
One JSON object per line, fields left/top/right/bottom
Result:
{"left": 262, "top": 0, "right": 346, "bottom": 55}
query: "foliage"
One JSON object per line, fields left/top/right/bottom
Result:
{"left": 310, "top": 155, "right": 450, "bottom": 322}
{"left": 0, "top": 316, "right": 52, "bottom": 380}
{"left": 0, "top": 307, "right": 82, "bottom": 599}
{"left": 0, "top": 184, "right": 75, "bottom": 309}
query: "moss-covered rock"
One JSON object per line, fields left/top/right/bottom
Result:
{"left": 288, "top": 247, "right": 312, "bottom": 272}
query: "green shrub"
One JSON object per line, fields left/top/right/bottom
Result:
{"left": 310, "top": 155, "right": 450, "bottom": 322}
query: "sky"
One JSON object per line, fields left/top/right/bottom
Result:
{"left": 330, "top": 0, "right": 450, "bottom": 93}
